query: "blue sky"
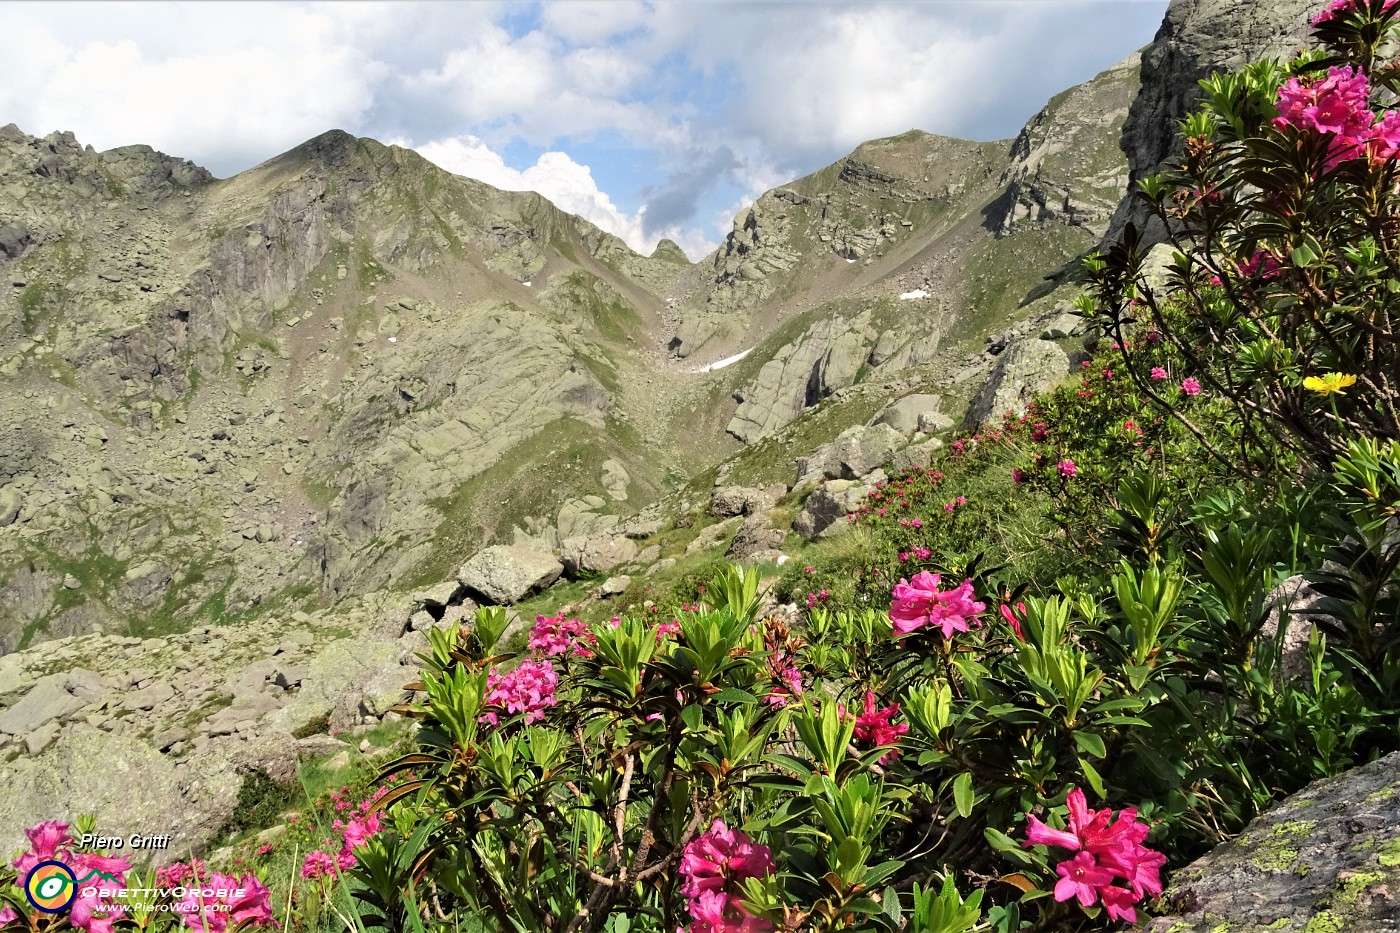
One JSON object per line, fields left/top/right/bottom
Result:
{"left": 0, "top": 1, "right": 1168, "bottom": 260}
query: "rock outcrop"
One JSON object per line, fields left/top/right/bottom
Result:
{"left": 962, "top": 339, "right": 1070, "bottom": 428}
{"left": 1107, "top": 0, "right": 1316, "bottom": 243}
{"left": 1146, "top": 751, "right": 1400, "bottom": 930}
{"left": 457, "top": 546, "right": 564, "bottom": 605}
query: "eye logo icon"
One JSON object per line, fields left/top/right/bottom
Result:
{"left": 24, "top": 860, "right": 78, "bottom": 913}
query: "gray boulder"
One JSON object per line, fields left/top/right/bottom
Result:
{"left": 559, "top": 535, "right": 638, "bottom": 577}
{"left": 962, "top": 339, "right": 1069, "bottom": 429}
{"left": 890, "top": 439, "right": 945, "bottom": 474}
{"left": 1258, "top": 575, "right": 1331, "bottom": 683}
{"left": 0, "top": 674, "right": 85, "bottom": 735}
{"left": 710, "top": 485, "right": 783, "bottom": 518}
{"left": 792, "top": 480, "right": 869, "bottom": 541}
{"left": 727, "top": 514, "right": 786, "bottom": 561}
{"left": 457, "top": 545, "right": 563, "bottom": 605}
{"left": 795, "top": 424, "right": 904, "bottom": 488}
{"left": 410, "top": 579, "right": 464, "bottom": 612}
{"left": 1040, "top": 309, "right": 1086, "bottom": 340}
{"left": 871, "top": 394, "right": 944, "bottom": 434}
{"left": 1145, "top": 751, "right": 1400, "bottom": 931}
{"left": 0, "top": 487, "right": 21, "bottom": 526}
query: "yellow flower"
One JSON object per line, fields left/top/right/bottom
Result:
{"left": 1303, "top": 372, "right": 1359, "bottom": 396}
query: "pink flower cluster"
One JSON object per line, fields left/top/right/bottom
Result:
{"left": 1274, "top": 66, "right": 1400, "bottom": 169}
{"left": 1022, "top": 788, "right": 1167, "bottom": 922}
{"left": 888, "top": 571, "right": 987, "bottom": 639}
{"left": 11, "top": 821, "right": 133, "bottom": 933}
{"left": 764, "top": 656, "right": 804, "bottom": 708}
{"left": 301, "top": 789, "right": 386, "bottom": 880}
{"left": 529, "top": 612, "right": 594, "bottom": 658}
{"left": 159, "top": 862, "right": 276, "bottom": 933}
{"left": 1313, "top": 0, "right": 1400, "bottom": 25}
{"left": 678, "top": 820, "right": 774, "bottom": 933}
{"left": 851, "top": 691, "right": 910, "bottom": 765}
{"left": 479, "top": 659, "right": 559, "bottom": 726}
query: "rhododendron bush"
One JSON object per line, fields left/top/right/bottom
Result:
{"left": 1088, "top": 0, "right": 1400, "bottom": 472}
{"left": 343, "top": 6, "right": 1400, "bottom": 931}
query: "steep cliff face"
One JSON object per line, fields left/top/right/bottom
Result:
{"left": 1106, "top": 0, "right": 1316, "bottom": 242}
{"left": 0, "top": 125, "right": 686, "bottom": 651}
{"left": 997, "top": 52, "right": 1141, "bottom": 239}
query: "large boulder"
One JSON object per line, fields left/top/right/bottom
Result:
{"left": 1145, "top": 751, "right": 1400, "bottom": 931}
{"left": 0, "top": 673, "right": 86, "bottom": 736}
{"left": 0, "top": 728, "right": 237, "bottom": 860}
{"left": 792, "top": 480, "right": 870, "bottom": 541}
{"left": 457, "top": 545, "right": 563, "bottom": 605}
{"left": 710, "top": 485, "right": 784, "bottom": 518}
{"left": 962, "top": 339, "right": 1069, "bottom": 429}
{"left": 727, "top": 514, "right": 786, "bottom": 561}
{"left": 0, "top": 487, "right": 21, "bottom": 527}
{"left": 870, "top": 394, "right": 944, "bottom": 434}
{"left": 559, "top": 535, "right": 638, "bottom": 577}
{"left": 795, "top": 424, "right": 904, "bottom": 488}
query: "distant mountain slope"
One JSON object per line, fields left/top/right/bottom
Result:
{"left": 0, "top": 46, "right": 1140, "bottom": 652}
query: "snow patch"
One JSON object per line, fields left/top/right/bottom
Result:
{"left": 899, "top": 289, "right": 930, "bottom": 301}
{"left": 693, "top": 348, "right": 754, "bottom": 373}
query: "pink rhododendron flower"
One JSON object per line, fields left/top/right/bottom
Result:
{"left": 176, "top": 871, "right": 275, "bottom": 933}
{"left": 1057, "top": 460, "right": 1078, "bottom": 478}
{"left": 1022, "top": 788, "right": 1165, "bottom": 922}
{"left": 0, "top": 906, "right": 17, "bottom": 925}
{"left": 1000, "top": 602, "right": 1027, "bottom": 641}
{"left": 1237, "top": 250, "right": 1282, "bottom": 280}
{"left": 678, "top": 821, "right": 774, "bottom": 933}
{"left": 480, "top": 659, "right": 559, "bottom": 726}
{"left": 1274, "top": 66, "right": 1376, "bottom": 170}
{"left": 1150, "top": 367, "right": 1168, "bottom": 380}
{"left": 1055, "top": 851, "right": 1115, "bottom": 908}
{"left": 529, "top": 612, "right": 594, "bottom": 658}
{"left": 1313, "top": 0, "right": 1399, "bottom": 24}
{"left": 852, "top": 691, "right": 910, "bottom": 764}
{"left": 888, "top": 571, "right": 987, "bottom": 638}
{"left": 1181, "top": 377, "right": 1202, "bottom": 396}
{"left": 764, "top": 662, "right": 803, "bottom": 708}
{"left": 1012, "top": 468, "right": 1026, "bottom": 485}
{"left": 301, "top": 850, "right": 337, "bottom": 879}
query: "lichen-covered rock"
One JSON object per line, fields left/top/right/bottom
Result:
{"left": 1145, "top": 751, "right": 1400, "bottom": 931}
{"left": 962, "top": 339, "right": 1069, "bottom": 428}
{"left": 457, "top": 545, "right": 564, "bottom": 605}
{"left": 0, "top": 673, "right": 85, "bottom": 735}
{"left": 727, "top": 514, "right": 785, "bottom": 561}
{"left": 871, "top": 394, "right": 944, "bottom": 434}
{"left": 795, "top": 424, "right": 904, "bottom": 488}
{"left": 792, "top": 480, "right": 868, "bottom": 541}
{"left": 559, "top": 535, "right": 638, "bottom": 577}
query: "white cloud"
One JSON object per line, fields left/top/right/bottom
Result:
{"left": 540, "top": 1, "right": 649, "bottom": 45}
{"left": 408, "top": 134, "right": 722, "bottom": 260}
{"left": 0, "top": 3, "right": 387, "bottom": 174}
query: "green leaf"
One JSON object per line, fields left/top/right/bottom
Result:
{"left": 1291, "top": 243, "right": 1318, "bottom": 267}
{"left": 1079, "top": 756, "right": 1107, "bottom": 797}
{"left": 680, "top": 704, "right": 704, "bottom": 732}
{"left": 953, "top": 771, "right": 975, "bottom": 819}
{"left": 1073, "top": 731, "right": 1108, "bottom": 759}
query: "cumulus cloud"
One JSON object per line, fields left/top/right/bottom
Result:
{"left": 407, "top": 134, "right": 721, "bottom": 259}
{"left": 0, "top": 3, "right": 389, "bottom": 175}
